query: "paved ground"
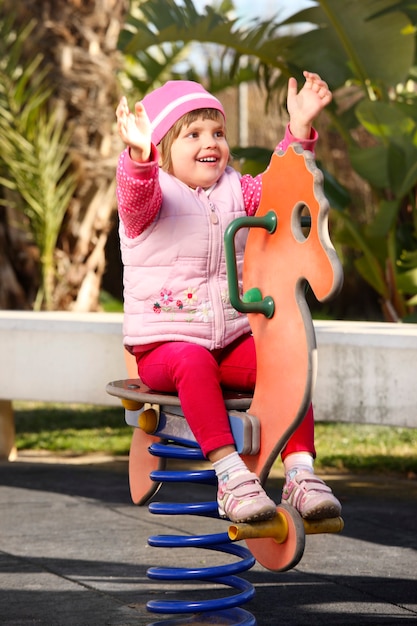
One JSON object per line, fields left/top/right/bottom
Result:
{"left": 1, "top": 454, "right": 416, "bottom": 625}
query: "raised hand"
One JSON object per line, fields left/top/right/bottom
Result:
{"left": 286, "top": 71, "right": 332, "bottom": 139}
{"left": 116, "top": 96, "right": 152, "bottom": 162}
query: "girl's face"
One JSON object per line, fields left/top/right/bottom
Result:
{"left": 169, "top": 116, "right": 229, "bottom": 189}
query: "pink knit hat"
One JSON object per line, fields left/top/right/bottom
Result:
{"left": 142, "top": 80, "right": 225, "bottom": 145}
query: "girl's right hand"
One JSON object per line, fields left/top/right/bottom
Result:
{"left": 116, "top": 96, "right": 152, "bottom": 162}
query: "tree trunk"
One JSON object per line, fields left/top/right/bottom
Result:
{"left": 0, "top": 205, "right": 39, "bottom": 310}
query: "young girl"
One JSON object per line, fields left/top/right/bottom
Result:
{"left": 115, "top": 73, "right": 342, "bottom": 524}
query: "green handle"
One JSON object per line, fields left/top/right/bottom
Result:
{"left": 224, "top": 211, "right": 277, "bottom": 318}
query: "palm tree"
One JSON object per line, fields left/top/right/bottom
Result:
{"left": 0, "top": 27, "right": 77, "bottom": 311}
{"left": 0, "top": 0, "right": 129, "bottom": 311}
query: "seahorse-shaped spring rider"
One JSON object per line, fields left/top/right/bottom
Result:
{"left": 224, "top": 143, "right": 344, "bottom": 571}
{"left": 107, "top": 144, "right": 344, "bottom": 619}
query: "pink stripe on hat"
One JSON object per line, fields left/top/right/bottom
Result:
{"left": 142, "top": 80, "right": 225, "bottom": 145}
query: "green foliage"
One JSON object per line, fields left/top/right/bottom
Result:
{"left": 231, "top": 146, "right": 273, "bottom": 175}
{"left": 99, "top": 290, "right": 124, "bottom": 312}
{"left": 0, "top": 15, "right": 76, "bottom": 310}
{"left": 119, "top": 0, "right": 263, "bottom": 98}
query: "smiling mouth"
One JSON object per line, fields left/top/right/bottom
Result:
{"left": 198, "top": 157, "right": 218, "bottom": 163}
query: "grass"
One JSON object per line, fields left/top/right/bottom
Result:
{"left": 313, "top": 421, "right": 416, "bottom": 476}
{"left": 14, "top": 403, "right": 132, "bottom": 456}
{"left": 13, "top": 402, "right": 417, "bottom": 476}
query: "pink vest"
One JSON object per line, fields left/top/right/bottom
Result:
{"left": 120, "top": 166, "right": 251, "bottom": 350}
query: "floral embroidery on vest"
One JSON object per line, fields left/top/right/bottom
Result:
{"left": 152, "top": 286, "right": 240, "bottom": 321}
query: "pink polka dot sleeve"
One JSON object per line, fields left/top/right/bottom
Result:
{"left": 276, "top": 124, "right": 318, "bottom": 153}
{"left": 240, "top": 173, "right": 263, "bottom": 217}
{"left": 116, "top": 146, "right": 162, "bottom": 239}
{"left": 241, "top": 126, "right": 318, "bottom": 216}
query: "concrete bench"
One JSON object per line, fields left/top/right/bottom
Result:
{"left": 312, "top": 320, "right": 417, "bottom": 429}
{"left": 0, "top": 311, "right": 416, "bottom": 460}
{"left": 0, "top": 311, "right": 125, "bottom": 460}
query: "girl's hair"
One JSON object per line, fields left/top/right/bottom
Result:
{"left": 158, "top": 108, "right": 225, "bottom": 173}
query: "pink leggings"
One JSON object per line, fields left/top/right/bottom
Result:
{"left": 136, "top": 334, "right": 315, "bottom": 459}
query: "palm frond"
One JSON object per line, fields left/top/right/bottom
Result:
{"left": 0, "top": 12, "right": 75, "bottom": 309}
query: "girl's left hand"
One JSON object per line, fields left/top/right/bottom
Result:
{"left": 286, "top": 71, "right": 332, "bottom": 139}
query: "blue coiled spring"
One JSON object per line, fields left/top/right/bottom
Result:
{"left": 146, "top": 440, "right": 257, "bottom": 626}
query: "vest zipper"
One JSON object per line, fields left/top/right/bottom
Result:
{"left": 207, "top": 199, "right": 225, "bottom": 347}
{"left": 208, "top": 201, "right": 219, "bottom": 224}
